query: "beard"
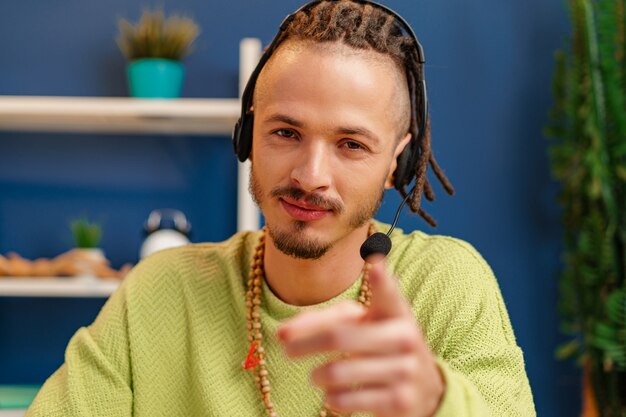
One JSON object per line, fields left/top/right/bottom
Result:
{"left": 249, "top": 168, "right": 385, "bottom": 260}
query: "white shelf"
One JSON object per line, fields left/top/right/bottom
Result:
{"left": 0, "top": 38, "right": 261, "bottom": 234}
{"left": 0, "top": 410, "right": 26, "bottom": 417}
{"left": 0, "top": 39, "right": 262, "bottom": 299}
{"left": 0, "top": 277, "right": 120, "bottom": 298}
{"left": 0, "top": 96, "right": 240, "bottom": 135}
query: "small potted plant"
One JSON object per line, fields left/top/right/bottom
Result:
{"left": 70, "top": 217, "right": 105, "bottom": 278}
{"left": 116, "top": 7, "right": 200, "bottom": 98}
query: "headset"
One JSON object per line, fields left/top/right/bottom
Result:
{"left": 232, "top": 0, "right": 429, "bottom": 259}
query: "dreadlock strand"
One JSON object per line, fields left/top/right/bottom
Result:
{"left": 418, "top": 208, "right": 437, "bottom": 227}
{"left": 429, "top": 153, "right": 455, "bottom": 195}
{"left": 354, "top": 4, "right": 373, "bottom": 38}
{"left": 424, "top": 178, "right": 435, "bottom": 201}
{"left": 408, "top": 51, "right": 449, "bottom": 208}
{"left": 404, "top": 68, "right": 421, "bottom": 212}
{"left": 320, "top": 1, "right": 349, "bottom": 40}
{"left": 347, "top": 6, "right": 375, "bottom": 49}
{"left": 409, "top": 117, "right": 431, "bottom": 213}
{"left": 381, "top": 14, "right": 397, "bottom": 39}
{"left": 370, "top": 14, "right": 390, "bottom": 50}
{"left": 302, "top": 3, "right": 328, "bottom": 38}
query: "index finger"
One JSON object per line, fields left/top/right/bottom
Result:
{"left": 365, "top": 261, "right": 413, "bottom": 321}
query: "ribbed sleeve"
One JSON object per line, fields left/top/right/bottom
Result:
{"left": 387, "top": 230, "right": 535, "bottom": 416}
{"left": 25, "top": 268, "right": 134, "bottom": 416}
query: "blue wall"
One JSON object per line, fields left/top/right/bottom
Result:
{"left": 0, "top": 1, "right": 576, "bottom": 415}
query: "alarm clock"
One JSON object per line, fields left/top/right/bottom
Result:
{"left": 140, "top": 209, "right": 191, "bottom": 259}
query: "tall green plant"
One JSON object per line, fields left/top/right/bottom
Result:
{"left": 546, "top": 0, "right": 626, "bottom": 414}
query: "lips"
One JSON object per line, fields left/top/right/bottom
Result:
{"left": 279, "top": 197, "right": 330, "bottom": 222}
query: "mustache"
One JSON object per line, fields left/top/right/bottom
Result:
{"left": 270, "top": 186, "right": 344, "bottom": 214}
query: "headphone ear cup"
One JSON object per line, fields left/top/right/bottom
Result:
{"left": 393, "top": 142, "right": 415, "bottom": 190}
{"left": 232, "top": 118, "right": 243, "bottom": 159}
{"left": 234, "top": 114, "right": 254, "bottom": 162}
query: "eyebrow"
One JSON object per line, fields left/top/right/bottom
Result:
{"left": 335, "top": 126, "right": 381, "bottom": 146}
{"left": 264, "top": 113, "right": 304, "bottom": 128}
{"left": 263, "top": 113, "right": 381, "bottom": 146}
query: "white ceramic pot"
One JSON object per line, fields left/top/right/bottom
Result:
{"left": 72, "top": 247, "right": 106, "bottom": 279}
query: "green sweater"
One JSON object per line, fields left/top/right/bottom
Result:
{"left": 25, "top": 222, "right": 535, "bottom": 416}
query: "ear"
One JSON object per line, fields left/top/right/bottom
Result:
{"left": 385, "top": 133, "right": 412, "bottom": 189}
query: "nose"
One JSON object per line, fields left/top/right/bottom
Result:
{"left": 290, "top": 141, "right": 332, "bottom": 193}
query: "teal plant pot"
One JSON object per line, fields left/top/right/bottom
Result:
{"left": 0, "top": 385, "right": 41, "bottom": 409}
{"left": 127, "top": 58, "right": 185, "bottom": 99}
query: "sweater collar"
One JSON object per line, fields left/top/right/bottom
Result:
{"left": 261, "top": 268, "right": 365, "bottom": 321}
{"left": 254, "top": 221, "right": 384, "bottom": 322}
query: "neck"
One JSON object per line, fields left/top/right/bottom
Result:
{"left": 262, "top": 223, "right": 371, "bottom": 306}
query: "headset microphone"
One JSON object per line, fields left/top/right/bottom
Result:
{"left": 359, "top": 189, "right": 412, "bottom": 261}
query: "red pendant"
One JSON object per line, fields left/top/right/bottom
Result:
{"left": 243, "top": 342, "right": 260, "bottom": 370}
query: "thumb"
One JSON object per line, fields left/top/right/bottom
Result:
{"left": 365, "top": 261, "right": 411, "bottom": 321}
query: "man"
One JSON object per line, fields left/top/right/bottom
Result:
{"left": 26, "top": 1, "right": 535, "bottom": 416}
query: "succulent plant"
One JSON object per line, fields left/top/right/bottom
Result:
{"left": 116, "top": 7, "right": 200, "bottom": 61}
{"left": 70, "top": 218, "right": 102, "bottom": 249}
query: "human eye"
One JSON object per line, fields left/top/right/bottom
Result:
{"left": 341, "top": 140, "right": 367, "bottom": 152}
{"left": 274, "top": 128, "right": 298, "bottom": 139}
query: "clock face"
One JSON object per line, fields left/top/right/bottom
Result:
{"left": 140, "top": 229, "right": 190, "bottom": 259}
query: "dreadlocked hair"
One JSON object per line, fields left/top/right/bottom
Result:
{"left": 265, "top": 0, "right": 455, "bottom": 226}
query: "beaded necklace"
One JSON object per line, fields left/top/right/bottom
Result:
{"left": 243, "top": 224, "right": 375, "bottom": 417}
